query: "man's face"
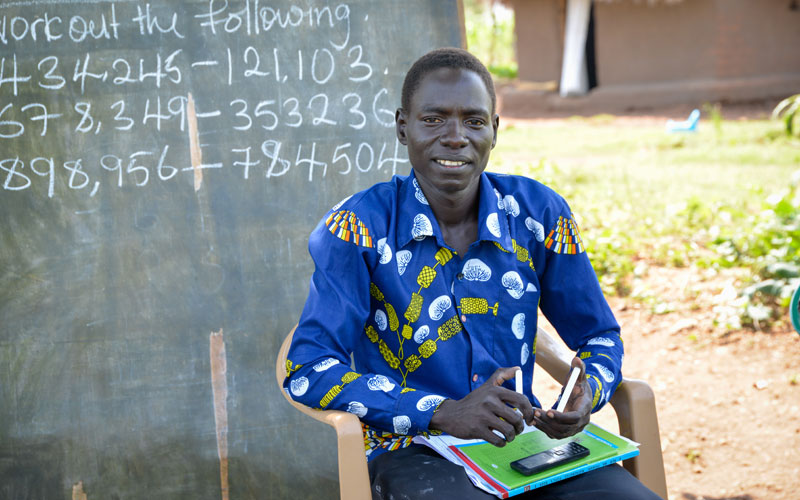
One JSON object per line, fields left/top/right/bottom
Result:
{"left": 397, "top": 67, "right": 499, "bottom": 196}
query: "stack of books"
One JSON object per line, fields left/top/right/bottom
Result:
{"left": 414, "top": 422, "right": 640, "bottom": 498}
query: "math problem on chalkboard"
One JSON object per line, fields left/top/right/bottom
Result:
{"left": 0, "top": 1, "right": 463, "bottom": 497}
{"left": 0, "top": 1, "right": 414, "bottom": 201}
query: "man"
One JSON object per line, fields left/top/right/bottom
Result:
{"left": 284, "top": 48, "right": 660, "bottom": 499}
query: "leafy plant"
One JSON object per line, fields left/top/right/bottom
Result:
{"left": 463, "top": 0, "right": 517, "bottom": 79}
{"left": 772, "top": 94, "right": 800, "bottom": 137}
{"left": 712, "top": 170, "right": 800, "bottom": 329}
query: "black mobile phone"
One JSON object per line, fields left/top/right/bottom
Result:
{"left": 509, "top": 441, "right": 590, "bottom": 476}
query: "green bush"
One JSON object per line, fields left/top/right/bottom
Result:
{"left": 773, "top": 94, "right": 800, "bottom": 137}
{"left": 463, "top": 0, "right": 517, "bottom": 79}
{"left": 712, "top": 170, "right": 800, "bottom": 328}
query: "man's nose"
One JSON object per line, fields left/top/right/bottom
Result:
{"left": 439, "top": 120, "right": 468, "bottom": 148}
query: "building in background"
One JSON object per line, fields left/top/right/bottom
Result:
{"left": 503, "top": 0, "right": 800, "bottom": 113}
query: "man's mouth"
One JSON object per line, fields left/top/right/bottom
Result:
{"left": 435, "top": 159, "right": 469, "bottom": 167}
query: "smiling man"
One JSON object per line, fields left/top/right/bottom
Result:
{"left": 284, "top": 48, "right": 660, "bottom": 499}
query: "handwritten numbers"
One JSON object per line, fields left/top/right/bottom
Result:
{"left": 63, "top": 159, "right": 90, "bottom": 190}
{"left": 164, "top": 49, "right": 182, "bottom": 84}
{"left": 232, "top": 147, "right": 259, "bottom": 180}
{"left": 333, "top": 143, "right": 352, "bottom": 175}
{"left": 262, "top": 140, "right": 291, "bottom": 178}
{"left": 1, "top": 5, "right": 409, "bottom": 195}
{"left": 112, "top": 58, "right": 135, "bottom": 85}
{"left": 253, "top": 100, "right": 278, "bottom": 131}
{"left": 0, "top": 54, "right": 32, "bottom": 96}
{"left": 21, "top": 103, "right": 61, "bottom": 136}
{"left": 311, "top": 48, "right": 334, "bottom": 84}
{"left": 139, "top": 53, "right": 167, "bottom": 87}
{"left": 231, "top": 99, "right": 252, "bottom": 131}
{"left": 283, "top": 98, "right": 302, "bottom": 128}
{"left": 30, "top": 157, "right": 55, "bottom": 198}
{"left": 127, "top": 151, "right": 151, "bottom": 187}
{"left": 37, "top": 56, "right": 65, "bottom": 90}
{"left": 167, "top": 96, "right": 187, "bottom": 131}
{"left": 296, "top": 142, "right": 326, "bottom": 182}
{"left": 101, "top": 154, "right": 123, "bottom": 187}
{"left": 111, "top": 100, "right": 134, "bottom": 131}
{"left": 74, "top": 102, "right": 95, "bottom": 133}
{"left": 0, "top": 103, "right": 24, "bottom": 139}
{"left": 372, "top": 88, "right": 395, "bottom": 127}
{"left": 347, "top": 45, "right": 372, "bottom": 82}
{"left": 73, "top": 54, "right": 106, "bottom": 94}
{"left": 342, "top": 93, "right": 366, "bottom": 130}
{"left": 156, "top": 145, "right": 177, "bottom": 181}
{"left": 355, "top": 142, "right": 374, "bottom": 173}
{"left": 377, "top": 140, "right": 409, "bottom": 176}
{"left": 0, "top": 157, "right": 31, "bottom": 191}
{"left": 308, "top": 94, "right": 336, "bottom": 126}
{"left": 243, "top": 46, "right": 269, "bottom": 78}
{"left": 143, "top": 97, "right": 170, "bottom": 130}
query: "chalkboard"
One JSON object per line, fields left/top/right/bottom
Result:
{"left": 0, "top": 1, "right": 464, "bottom": 498}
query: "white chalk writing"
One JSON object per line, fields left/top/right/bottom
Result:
{"left": 1, "top": 0, "right": 410, "bottom": 200}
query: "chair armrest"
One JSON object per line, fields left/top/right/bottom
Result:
{"left": 534, "top": 327, "right": 667, "bottom": 499}
{"left": 609, "top": 379, "right": 668, "bottom": 499}
{"left": 534, "top": 326, "right": 574, "bottom": 382}
{"left": 280, "top": 394, "right": 372, "bottom": 500}
{"left": 277, "top": 327, "right": 372, "bottom": 500}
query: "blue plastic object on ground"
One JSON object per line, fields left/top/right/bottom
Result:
{"left": 666, "top": 109, "right": 700, "bottom": 132}
{"left": 791, "top": 285, "right": 800, "bottom": 335}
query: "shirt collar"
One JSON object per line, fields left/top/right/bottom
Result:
{"left": 396, "top": 172, "right": 513, "bottom": 253}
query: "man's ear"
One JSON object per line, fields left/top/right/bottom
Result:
{"left": 491, "top": 113, "right": 500, "bottom": 149}
{"left": 396, "top": 108, "right": 408, "bottom": 145}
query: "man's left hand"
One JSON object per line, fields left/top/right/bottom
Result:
{"left": 532, "top": 357, "right": 592, "bottom": 439}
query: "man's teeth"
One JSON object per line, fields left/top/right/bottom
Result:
{"left": 436, "top": 159, "right": 467, "bottom": 167}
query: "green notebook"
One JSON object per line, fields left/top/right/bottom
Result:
{"left": 419, "top": 423, "right": 640, "bottom": 498}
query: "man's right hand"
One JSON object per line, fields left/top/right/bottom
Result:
{"left": 428, "top": 367, "right": 534, "bottom": 447}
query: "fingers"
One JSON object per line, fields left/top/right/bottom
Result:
{"left": 487, "top": 367, "right": 535, "bottom": 424}
{"left": 489, "top": 417, "right": 518, "bottom": 445}
{"left": 570, "top": 356, "right": 586, "bottom": 379}
{"left": 518, "top": 398, "right": 535, "bottom": 425}
{"left": 490, "top": 366, "right": 520, "bottom": 386}
{"left": 533, "top": 411, "right": 588, "bottom": 439}
{"left": 495, "top": 402, "right": 525, "bottom": 435}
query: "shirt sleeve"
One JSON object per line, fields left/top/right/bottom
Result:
{"left": 537, "top": 206, "right": 624, "bottom": 412}
{"left": 283, "top": 211, "right": 446, "bottom": 436}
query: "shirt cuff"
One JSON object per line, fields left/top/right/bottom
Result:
{"left": 392, "top": 389, "right": 448, "bottom": 435}
{"left": 586, "top": 373, "right": 608, "bottom": 412}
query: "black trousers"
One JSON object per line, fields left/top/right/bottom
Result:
{"left": 368, "top": 444, "right": 662, "bottom": 500}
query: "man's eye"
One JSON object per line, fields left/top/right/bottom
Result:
{"left": 466, "top": 119, "right": 485, "bottom": 126}
{"left": 422, "top": 117, "right": 441, "bottom": 123}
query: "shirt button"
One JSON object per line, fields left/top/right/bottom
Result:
{"left": 461, "top": 314, "right": 467, "bottom": 322}
{"left": 457, "top": 272, "right": 464, "bottom": 280}
{"left": 472, "top": 374, "right": 479, "bottom": 382}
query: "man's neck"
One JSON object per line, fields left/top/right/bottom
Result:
{"left": 418, "top": 177, "right": 481, "bottom": 255}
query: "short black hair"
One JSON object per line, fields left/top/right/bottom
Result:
{"left": 401, "top": 47, "right": 496, "bottom": 114}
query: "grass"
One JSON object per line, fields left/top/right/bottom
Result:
{"left": 492, "top": 117, "right": 799, "bottom": 210}
{"left": 487, "top": 115, "right": 800, "bottom": 303}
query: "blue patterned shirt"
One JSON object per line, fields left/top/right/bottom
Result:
{"left": 284, "top": 171, "right": 623, "bottom": 460}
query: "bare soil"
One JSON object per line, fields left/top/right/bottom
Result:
{"left": 536, "top": 266, "right": 800, "bottom": 500}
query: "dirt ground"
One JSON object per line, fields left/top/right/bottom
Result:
{"left": 500, "top": 98, "right": 800, "bottom": 499}
{"left": 536, "top": 265, "right": 800, "bottom": 500}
